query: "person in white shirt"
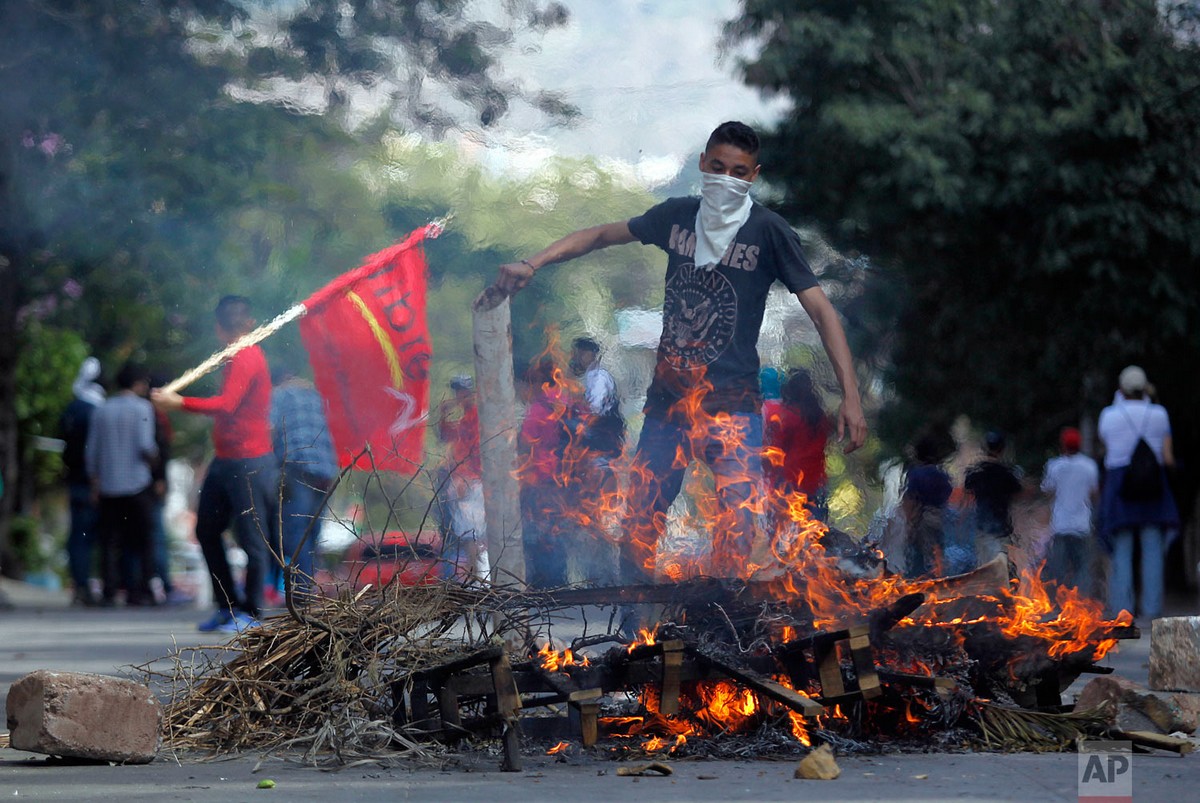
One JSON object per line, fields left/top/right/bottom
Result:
{"left": 1096, "top": 365, "right": 1179, "bottom": 620}
{"left": 567, "top": 337, "right": 625, "bottom": 584}
{"left": 1040, "top": 427, "right": 1100, "bottom": 596}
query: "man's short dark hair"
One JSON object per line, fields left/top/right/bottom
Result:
{"left": 706, "top": 121, "right": 760, "bottom": 158}
{"left": 116, "top": 362, "right": 149, "bottom": 391}
{"left": 573, "top": 337, "right": 600, "bottom": 354}
{"left": 215, "top": 295, "right": 254, "bottom": 334}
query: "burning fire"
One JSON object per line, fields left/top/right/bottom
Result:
{"left": 546, "top": 741, "right": 570, "bottom": 755}
{"left": 692, "top": 681, "right": 758, "bottom": 732}
{"left": 510, "top": 341, "right": 1131, "bottom": 752}
{"left": 641, "top": 735, "right": 668, "bottom": 753}
{"left": 537, "top": 643, "right": 589, "bottom": 672}
{"left": 627, "top": 627, "right": 658, "bottom": 653}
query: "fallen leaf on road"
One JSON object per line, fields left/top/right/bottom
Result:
{"left": 616, "top": 762, "right": 673, "bottom": 777}
{"left": 795, "top": 744, "right": 840, "bottom": 780}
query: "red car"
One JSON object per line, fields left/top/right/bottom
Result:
{"left": 328, "top": 531, "right": 443, "bottom": 593}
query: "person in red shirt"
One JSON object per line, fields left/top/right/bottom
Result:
{"left": 517, "top": 357, "right": 572, "bottom": 587}
{"left": 152, "top": 296, "right": 276, "bottom": 633}
{"left": 763, "top": 367, "right": 831, "bottom": 520}
{"left": 436, "top": 375, "right": 488, "bottom": 582}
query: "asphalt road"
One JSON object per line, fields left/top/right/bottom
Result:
{"left": 2, "top": 578, "right": 1198, "bottom": 801}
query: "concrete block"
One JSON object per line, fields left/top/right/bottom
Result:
{"left": 5, "top": 670, "right": 161, "bottom": 763}
{"left": 1075, "top": 675, "right": 1195, "bottom": 735}
{"left": 1149, "top": 617, "right": 1200, "bottom": 693}
{"left": 1172, "top": 692, "right": 1200, "bottom": 732}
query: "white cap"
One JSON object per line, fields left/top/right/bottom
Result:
{"left": 1118, "top": 365, "right": 1147, "bottom": 395}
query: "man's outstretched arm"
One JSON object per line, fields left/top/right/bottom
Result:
{"left": 795, "top": 285, "right": 867, "bottom": 453}
{"left": 494, "top": 222, "right": 637, "bottom": 297}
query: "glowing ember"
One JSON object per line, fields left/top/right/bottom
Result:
{"left": 693, "top": 680, "right": 758, "bottom": 732}
{"left": 642, "top": 735, "right": 668, "bottom": 753}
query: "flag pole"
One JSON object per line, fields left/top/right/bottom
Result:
{"left": 159, "top": 303, "right": 308, "bottom": 394}
{"left": 158, "top": 216, "right": 450, "bottom": 394}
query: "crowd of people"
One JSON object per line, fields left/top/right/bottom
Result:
{"left": 433, "top": 337, "right": 627, "bottom": 589}
{"left": 63, "top": 296, "right": 338, "bottom": 633}
{"left": 56, "top": 118, "right": 1182, "bottom": 629}
{"left": 889, "top": 364, "right": 1179, "bottom": 622}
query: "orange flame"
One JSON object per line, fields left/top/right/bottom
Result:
{"left": 642, "top": 735, "right": 668, "bottom": 753}
{"left": 513, "top": 329, "right": 1131, "bottom": 722}
{"left": 546, "top": 741, "right": 570, "bottom": 755}
{"left": 537, "top": 643, "right": 590, "bottom": 672}
{"left": 693, "top": 680, "right": 758, "bottom": 732}
{"left": 627, "top": 626, "right": 658, "bottom": 653}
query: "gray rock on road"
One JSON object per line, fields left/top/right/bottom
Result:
{"left": 6, "top": 670, "right": 161, "bottom": 764}
{"left": 1150, "top": 616, "right": 1200, "bottom": 692}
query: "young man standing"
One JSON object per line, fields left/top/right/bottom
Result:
{"left": 493, "top": 121, "right": 866, "bottom": 582}
{"left": 271, "top": 362, "right": 338, "bottom": 596}
{"left": 153, "top": 296, "right": 275, "bottom": 632}
{"left": 61, "top": 356, "right": 105, "bottom": 605}
{"left": 568, "top": 336, "right": 624, "bottom": 459}
{"left": 567, "top": 337, "right": 625, "bottom": 584}
{"left": 964, "top": 431, "right": 1024, "bottom": 568}
{"left": 85, "top": 363, "right": 158, "bottom": 605}
{"left": 1040, "top": 427, "right": 1100, "bottom": 596}
{"left": 1097, "top": 365, "right": 1178, "bottom": 620}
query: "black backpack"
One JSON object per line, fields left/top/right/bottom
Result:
{"left": 1118, "top": 407, "right": 1163, "bottom": 501}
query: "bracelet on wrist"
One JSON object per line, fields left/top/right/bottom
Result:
{"left": 520, "top": 258, "right": 536, "bottom": 271}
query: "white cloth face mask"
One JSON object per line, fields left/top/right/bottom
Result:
{"left": 694, "top": 172, "right": 753, "bottom": 269}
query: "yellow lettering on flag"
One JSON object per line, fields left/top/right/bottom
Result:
{"left": 347, "top": 291, "right": 404, "bottom": 388}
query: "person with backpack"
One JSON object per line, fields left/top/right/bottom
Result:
{"left": 1097, "top": 365, "right": 1179, "bottom": 620}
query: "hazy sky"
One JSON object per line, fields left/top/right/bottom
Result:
{"left": 465, "top": 0, "right": 789, "bottom": 184}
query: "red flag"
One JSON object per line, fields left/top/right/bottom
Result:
{"left": 299, "top": 226, "right": 432, "bottom": 473}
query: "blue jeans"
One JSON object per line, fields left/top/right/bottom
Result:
{"left": 522, "top": 483, "right": 568, "bottom": 588}
{"left": 1107, "top": 524, "right": 1166, "bottom": 619}
{"left": 66, "top": 483, "right": 98, "bottom": 592}
{"left": 1045, "top": 533, "right": 1092, "bottom": 597}
{"left": 195, "top": 455, "right": 277, "bottom": 616}
{"left": 277, "top": 470, "right": 331, "bottom": 593}
{"left": 624, "top": 410, "right": 763, "bottom": 578}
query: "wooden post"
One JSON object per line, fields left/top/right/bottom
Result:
{"left": 658, "top": 641, "right": 685, "bottom": 717}
{"left": 489, "top": 652, "right": 524, "bottom": 771}
{"left": 578, "top": 702, "right": 600, "bottom": 748}
{"left": 472, "top": 293, "right": 526, "bottom": 586}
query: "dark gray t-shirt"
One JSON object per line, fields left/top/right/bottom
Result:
{"left": 627, "top": 197, "right": 818, "bottom": 415}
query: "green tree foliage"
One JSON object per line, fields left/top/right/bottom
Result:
{"left": 0, "top": 0, "right": 573, "bottom": 569}
{"left": 15, "top": 324, "right": 88, "bottom": 491}
{"left": 236, "top": 0, "right": 576, "bottom": 131}
{"left": 364, "top": 134, "right": 662, "bottom": 375}
{"left": 726, "top": 0, "right": 1200, "bottom": 462}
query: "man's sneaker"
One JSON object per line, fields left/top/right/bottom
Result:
{"left": 217, "top": 611, "right": 260, "bottom": 634}
{"left": 197, "top": 609, "right": 234, "bottom": 632}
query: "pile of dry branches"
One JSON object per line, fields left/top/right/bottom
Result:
{"left": 144, "top": 582, "right": 545, "bottom": 765}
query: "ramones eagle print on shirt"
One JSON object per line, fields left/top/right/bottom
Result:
{"left": 627, "top": 196, "right": 819, "bottom": 413}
